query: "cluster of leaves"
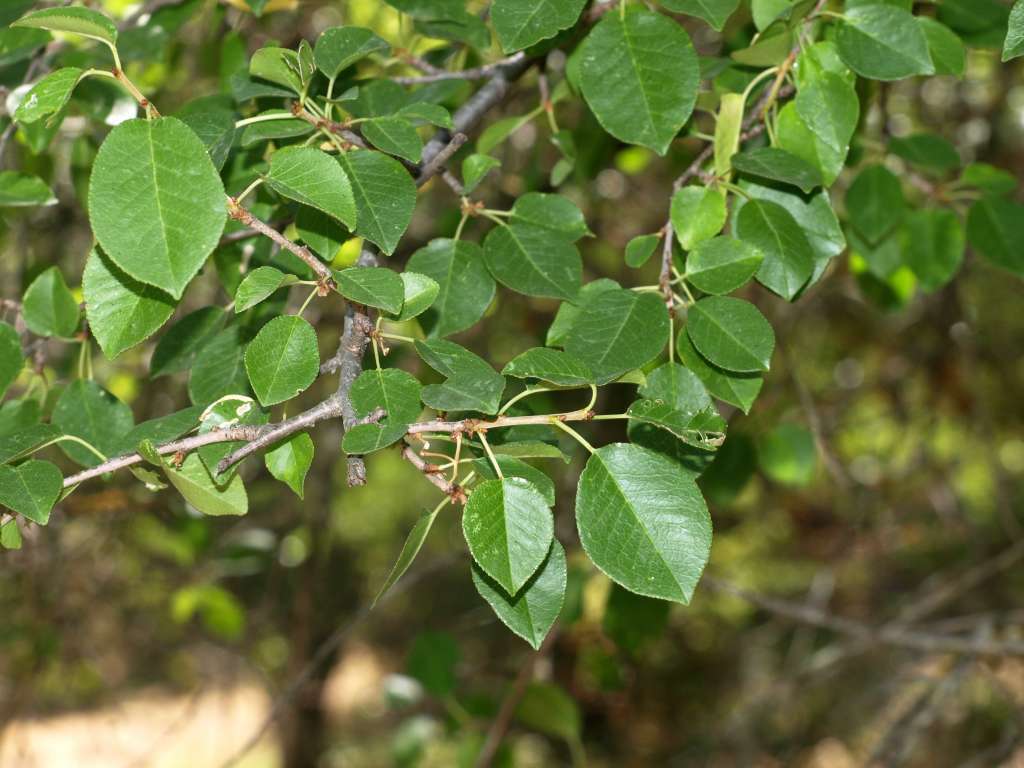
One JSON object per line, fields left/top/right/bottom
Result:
{"left": 2, "top": 0, "right": 1023, "bottom": 649}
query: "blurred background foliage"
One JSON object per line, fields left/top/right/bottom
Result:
{"left": 3, "top": 0, "right": 1024, "bottom": 766}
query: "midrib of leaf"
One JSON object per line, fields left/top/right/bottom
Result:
{"left": 146, "top": 122, "right": 174, "bottom": 284}
{"left": 695, "top": 306, "right": 760, "bottom": 368}
{"left": 509, "top": 0, "right": 548, "bottom": 45}
{"left": 505, "top": 226, "right": 564, "bottom": 294}
{"left": 596, "top": 454, "right": 685, "bottom": 598}
{"left": 620, "top": 16, "right": 658, "bottom": 143}
{"left": 589, "top": 295, "right": 641, "bottom": 372}
{"left": 264, "top": 320, "right": 300, "bottom": 398}
{"left": 13, "top": 468, "right": 45, "bottom": 518}
{"left": 340, "top": 155, "right": 386, "bottom": 242}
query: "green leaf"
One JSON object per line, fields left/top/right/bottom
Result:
{"left": 175, "top": 97, "right": 237, "bottom": 172}
{"left": 491, "top": 441, "right": 569, "bottom": 463}
{"left": 837, "top": 5, "right": 934, "bottom": 81}
{"left": 492, "top": 0, "right": 586, "bottom": 52}
{"left": 52, "top": 380, "right": 134, "bottom": 467}
{"left": 794, "top": 72, "right": 859, "bottom": 181}
{"left": 0, "top": 323, "right": 23, "bottom": 399}
{"left": 625, "top": 234, "right": 660, "bottom": 268}
{"left": 89, "top": 117, "right": 227, "bottom": 299}
{"left": 397, "top": 272, "right": 439, "bottom": 322}
{"left": 0, "top": 424, "right": 60, "bottom": 465}
{"left": 903, "top": 209, "right": 964, "bottom": 292}
{"left": 740, "top": 181, "right": 845, "bottom": 286}
{"left": 546, "top": 278, "right": 620, "bottom": 347}
{"left": 266, "top": 146, "right": 357, "bottom": 229}
{"left": 671, "top": 186, "right": 727, "bottom": 250}
{"left": 478, "top": 114, "right": 535, "bottom": 155}
{"left": 473, "top": 456, "right": 556, "bottom": 506}
{"left": 1005, "top": 0, "right": 1024, "bottom": 61}
{"left": 967, "top": 197, "right": 1024, "bottom": 276}
{"left": 14, "top": 67, "right": 82, "bottom": 124}
{"left": 473, "top": 540, "right": 566, "bottom": 649}
{"left": 22, "top": 266, "right": 79, "bottom": 339}
{"left": 502, "top": 348, "right": 593, "bottom": 387}
{"left": 244, "top": 316, "right": 320, "bottom": 406}
{"left": 846, "top": 164, "right": 905, "bottom": 244}
{"left": 462, "top": 154, "right": 501, "bottom": 194}
{"left": 334, "top": 266, "right": 405, "bottom": 314}
{"left": 563, "top": 288, "right": 669, "bottom": 385}
{"left": 677, "top": 331, "right": 762, "bottom": 411}
{"left": 342, "top": 368, "right": 423, "bottom": 454}
{"left": 1, "top": 519, "right": 22, "bottom": 549}
{"left": 685, "top": 236, "right": 763, "bottom": 295}
{"left": 295, "top": 208, "right": 347, "bottom": 261}
{"left": 397, "top": 102, "right": 452, "bottom": 130}
{"left": 687, "top": 296, "right": 775, "bottom": 373}
{"left": 776, "top": 104, "right": 845, "bottom": 187}
{"left": 0, "top": 460, "right": 62, "bottom": 525}
{"left": 415, "top": 339, "right": 506, "bottom": 414}
{"left": 264, "top": 433, "right": 314, "bottom": 499}
{"left": 629, "top": 362, "right": 721, "bottom": 466}
{"left": 576, "top": 443, "right": 711, "bottom": 603}
{"left": 374, "top": 504, "right": 443, "bottom": 606}
{"left": 234, "top": 267, "right": 294, "bottom": 313}
{"left": 919, "top": 18, "right": 966, "bottom": 76}
{"left": 163, "top": 453, "right": 248, "bottom": 516}
{"left": 578, "top": 8, "right": 699, "bottom": 155}
{"left": 795, "top": 40, "right": 855, "bottom": 89}
{"left": 406, "top": 239, "right": 494, "bottom": 336}
{"left": 239, "top": 110, "right": 312, "bottom": 148}
{"left": 714, "top": 92, "right": 744, "bottom": 178}
{"left": 658, "top": 0, "right": 740, "bottom": 31}
{"left": 0, "top": 172, "right": 56, "bottom": 207}
{"left": 463, "top": 477, "right": 553, "bottom": 595}
{"left": 483, "top": 224, "right": 582, "bottom": 300}
{"left": 758, "top": 422, "right": 816, "bottom": 486}
{"left": 362, "top": 116, "right": 423, "bottom": 163}
{"left": 641, "top": 361, "right": 713, "bottom": 416}
{"left": 510, "top": 193, "right": 591, "bottom": 241}
{"left": 83, "top": 248, "right": 175, "bottom": 359}
{"left": 889, "top": 133, "right": 960, "bottom": 174}
{"left": 734, "top": 199, "right": 814, "bottom": 300}
{"left": 731, "top": 147, "right": 823, "bottom": 193}
{"left": 249, "top": 46, "right": 303, "bottom": 93}
{"left": 959, "top": 163, "right": 1017, "bottom": 197}
{"left": 337, "top": 150, "right": 417, "bottom": 255}
{"left": 151, "top": 307, "right": 225, "bottom": 378}
{"left": 12, "top": 6, "right": 117, "bottom": 47}
{"left": 314, "top": 26, "right": 390, "bottom": 78}
{"left": 627, "top": 398, "right": 725, "bottom": 449}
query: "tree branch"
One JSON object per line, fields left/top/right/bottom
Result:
{"left": 392, "top": 52, "right": 527, "bottom": 84}
{"left": 226, "top": 198, "right": 336, "bottom": 290}
{"left": 62, "top": 425, "right": 266, "bottom": 489}
{"left": 703, "top": 576, "right": 1024, "bottom": 657}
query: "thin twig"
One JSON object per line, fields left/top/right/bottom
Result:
{"left": 226, "top": 199, "right": 336, "bottom": 290}
{"left": 62, "top": 426, "right": 265, "bottom": 488}
{"left": 703, "top": 576, "right": 1024, "bottom": 657}
{"left": 475, "top": 630, "right": 559, "bottom": 768}
{"left": 392, "top": 52, "right": 527, "bottom": 84}
{"left": 416, "top": 132, "right": 467, "bottom": 187}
